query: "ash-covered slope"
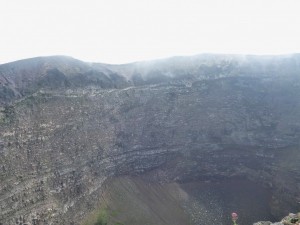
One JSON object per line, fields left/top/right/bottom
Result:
{"left": 0, "top": 54, "right": 300, "bottom": 225}
{"left": 0, "top": 56, "right": 129, "bottom": 105}
{"left": 97, "top": 54, "right": 300, "bottom": 84}
{"left": 2, "top": 54, "right": 300, "bottom": 104}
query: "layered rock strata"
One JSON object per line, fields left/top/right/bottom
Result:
{"left": 0, "top": 54, "right": 300, "bottom": 224}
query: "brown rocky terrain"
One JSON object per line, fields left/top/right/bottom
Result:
{"left": 0, "top": 54, "right": 300, "bottom": 225}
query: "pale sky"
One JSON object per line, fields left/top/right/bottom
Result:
{"left": 1, "top": 0, "right": 300, "bottom": 64}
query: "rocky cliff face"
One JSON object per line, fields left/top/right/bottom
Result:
{"left": 0, "top": 54, "right": 300, "bottom": 225}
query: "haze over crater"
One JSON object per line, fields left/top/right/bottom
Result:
{"left": 1, "top": 0, "right": 300, "bottom": 64}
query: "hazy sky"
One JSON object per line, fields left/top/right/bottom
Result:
{"left": 1, "top": 0, "right": 300, "bottom": 64}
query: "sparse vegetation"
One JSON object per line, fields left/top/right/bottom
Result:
{"left": 82, "top": 207, "right": 125, "bottom": 225}
{"left": 0, "top": 105, "right": 15, "bottom": 124}
{"left": 94, "top": 209, "right": 108, "bottom": 225}
{"left": 82, "top": 208, "right": 109, "bottom": 225}
{"left": 0, "top": 86, "right": 15, "bottom": 103}
{"left": 1, "top": 55, "right": 300, "bottom": 225}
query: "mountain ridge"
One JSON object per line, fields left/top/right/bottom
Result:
{"left": 1, "top": 53, "right": 300, "bottom": 106}
{"left": 0, "top": 53, "right": 300, "bottom": 225}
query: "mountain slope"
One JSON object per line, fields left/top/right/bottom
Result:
{"left": 0, "top": 54, "right": 300, "bottom": 225}
{"left": 0, "top": 56, "right": 129, "bottom": 104}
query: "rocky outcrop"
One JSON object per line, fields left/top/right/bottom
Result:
{"left": 254, "top": 213, "right": 300, "bottom": 225}
{"left": 254, "top": 222, "right": 282, "bottom": 225}
{"left": 0, "top": 54, "right": 300, "bottom": 224}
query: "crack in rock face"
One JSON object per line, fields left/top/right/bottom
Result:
{"left": 0, "top": 54, "right": 300, "bottom": 225}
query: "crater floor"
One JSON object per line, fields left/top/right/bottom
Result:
{"left": 82, "top": 176, "right": 276, "bottom": 225}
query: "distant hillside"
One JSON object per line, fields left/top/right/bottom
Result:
{"left": 1, "top": 54, "right": 300, "bottom": 105}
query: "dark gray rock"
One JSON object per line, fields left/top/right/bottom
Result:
{"left": 0, "top": 54, "right": 300, "bottom": 224}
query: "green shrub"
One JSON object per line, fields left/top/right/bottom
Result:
{"left": 94, "top": 209, "right": 108, "bottom": 225}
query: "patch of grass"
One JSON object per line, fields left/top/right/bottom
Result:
{"left": 94, "top": 209, "right": 108, "bottom": 225}
{"left": 81, "top": 206, "right": 125, "bottom": 225}
{"left": 82, "top": 208, "right": 110, "bottom": 225}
